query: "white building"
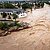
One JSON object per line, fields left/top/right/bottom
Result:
{"left": 18, "top": 13, "right": 27, "bottom": 18}
{"left": 0, "top": 9, "right": 24, "bottom": 15}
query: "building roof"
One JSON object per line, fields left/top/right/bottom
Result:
{"left": 0, "top": 9, "right": 24, "bottom": 12}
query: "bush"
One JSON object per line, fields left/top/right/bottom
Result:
{"left": 40, "top": 2, "right": 44, "bottom": 8}
{"left": 0, "top": 21, "right": 22, "bottom": 30}
{"left": 9, "top": 23, "right": 14, "bottom": 27}
{"left": 1, "top": 22, "right": 9, "bottom": 30}
{"left": 22, "top": 3, "right": 33, "bottom": 10}
{"left": 14, "top": 21, "right": 22, "bottom": 27}
{"left": 2, "top": 12, "right": 7, "bottom": 18}
{"left": 0, "top": 22, "right": 3, "bottom": 29}
{"left": 13, "top": 14, "right": 18, "bottom": 20}
{"left": 4, "top": 3, "right": 16, "bottom": 9}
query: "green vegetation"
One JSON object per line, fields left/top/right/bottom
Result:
{"left": 0, "top": 4, "right": 3, "bottom": 8}
{"left": 2, "top": 12, "right": 7, "bottom": 18}
{"left": 22, "top": 2, "right": 44, "bottom": 10}
{"left": 0, "top": 21, "right": 22, "bottom": 30}
{"left": 22, "top": 3, "right": 34, "bottom": 10}
{"left": 0, "top": 22, "right": 3, "bottom": 29}
{"left": 13, "top": 14, "right": 18, "bottom": 20}
{"left": 4, "top": 3, "right": 16, "bottom": 9}
{"left": 45, "top": 2, "right": 50, "bottom": 5}
{"left": 17, "top": 2, "right": 21, "bottom": 8}
{"left": 9, "top": 23, "right": 14, "bottom": 27}
{"left": 35, "top": 2, "right": 44, "bottom": 8}
{"left": 14, "top": 21, "right": 22, "bottom": 27}
{"left": 0, "top": 3, "right": 16, "bottom": 9}
{"left": 0, "top": 22, "right": 9, "bottom": 30}
{"left": 40, "top": 2, "right": 44, "bottom": 8}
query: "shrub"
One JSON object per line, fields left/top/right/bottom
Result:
{"left": 40, "top": 2, "right": 44, "bottom": 8}
{"left": 1, "top": 22, "right": 9, "bottom": 30}
{"left": 0, "top": 21, "right": 22, "bottom": 30}
{"left": 2, "top": 12, "right": 7, "bottom": 18}
{"left": 9, "top": 23, "right": 14, "bottom": 27}
{"left": 0, "top": 22, "right": 3, "bottom": 29}
{"left": 13, "top": 14, "right": 18, "bottom": 20}
{"left": 14, "top": 21, "right": 22, "bottom": 27}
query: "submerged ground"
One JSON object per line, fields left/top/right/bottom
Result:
{"left": 0, "top": 4, "right": 50, "bottom": 50}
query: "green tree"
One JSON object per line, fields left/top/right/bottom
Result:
{"left": 22, "top": 3, "right": 33, "bottom": 11}
{"left": 2, "top": 12, "right": 7, "bottom": 18}
{"left": 40, "top": 2, "right": 44, "bottom": 8}
{"left": 17, "top": 2, "right": 21, "bottom": 8}
{"left": 0, "top": 4, "right": 3, "bottom": 8}
{"left": 22, "top": 3, "right": 28, "bottom": 10}
{"left": 4, "top": 3, "right": 16, "bottom": 9}
{"left": 9, "top": 23, "right": 14, "bottom": 27}
{"left": 13, "top": 14, "right": 18, "bottom": 20}
{"left": 1, "top": 22, "right": 9, "bottom": 30}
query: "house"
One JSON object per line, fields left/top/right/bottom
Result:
{"left": 0, "top": 9, "right": 27, "bottom": 19}
{"left": 0, "top": 9, "right": 24, "bottom": 15}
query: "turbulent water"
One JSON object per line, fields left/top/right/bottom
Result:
{"left": 0, "top": 4, "right": 50, "bottom": 50}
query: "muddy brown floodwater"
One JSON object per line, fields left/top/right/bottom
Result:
{"left": 0, "top": 4, "right": 50, "bottom": 50}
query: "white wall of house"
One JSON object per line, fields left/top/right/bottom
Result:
{"left": 18, "top": 13, "right": 27, "bottom": 18}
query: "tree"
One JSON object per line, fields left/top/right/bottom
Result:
{"left": 2, "top": 12, "right": 7, "bottom": 18}
{"left": 8, "top": 15, "right": 11, "bottom": 19}
{"left": 22, "top": 3, "right": 29, "bottom": 10}
{"left": 13, "top": 14, "right": 18, "bottom": 20}
{"left": 40, "top": 2, "right": 44, "bottom": 8}
{"left": 17, "top": 2, "right": 21, "bottom": 8}
{"left": 9, "top": 23, "right": 14, "bottom": 27}
{"left": 22, "top": 3, "right": 33, "bottom": 11}
{"left": 4, "top": 3, "right": 16, "bottom": 9}
{"left": 1, "top": 22, "right": 9, "bottom": 30}
{"left": 0, "top": 4, "right": 3, "bottom": 8}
